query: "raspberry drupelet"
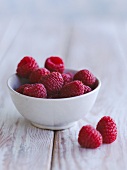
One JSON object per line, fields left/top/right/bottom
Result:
{"left": 16, "top": 56, "right": 39, "bottom": 78}
{"left": 29, "top": 68, "right": 50, "bottom": 83}
{"left": 78, "top": 125, "right": 102, "bottom": 148}
{"left": 40, "top": 72, "right": 64, "bottom": 97}
{"left": 59, "top": 80, "right": 85, "bottom": 98}
{"left": 73, "top": 69, "right": 96, "bottom": 88}
{"left": 96, "top": 116, "right": 117, "bottom": 144}
{"left": 45, "top": 56, "right": 64, "bottom": 73}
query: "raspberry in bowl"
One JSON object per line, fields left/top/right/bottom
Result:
{"left": 7, "top": 56, "right": 101, "bottom": 130}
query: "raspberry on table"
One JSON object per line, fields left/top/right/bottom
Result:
{"left": 96, "top": 116, "right": 117, "bottom": 144}
{"left": 73, "top": 69, "right": 96, "bottom": 88}
{"left": 29, "top": 68, "right": 50, "bottom": 83}
{"left": 44, "top": 56, "right": 64, "bottom": 73}
{"left": 16, "top": 84, "right": 33, "bottom": 94}
{"left": 40, "top": 72, "right": 64, "bottom": 96}
{"left": 23, "top": 83, "right": 47, "bottom": 98}
{"left": 16, "top": 56, "right": 39, "bottom": 78}
{"left": 59, "top": 80, "right": 85, "bottom": 98}
{"left": 78, "top": 125, "right": 102, "bottom": 148}
{"left": 62, "top": 73, "right": 73, "bottom": 85}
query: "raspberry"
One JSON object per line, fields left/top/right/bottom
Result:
{"left": 29, "top": 68, "right": 50, "bottom": 83}
{"left": 92, "top": 78, "right": 98, "bottom": 90}
{"left": 16, "top": 84, "right": 32, "bottom": 94}
{"left": 23, "top": 84, "right": 47, "bottom": 98}
{"left": 16, "top": 56, "right": 39, "bottom": 78}
{"left": 73, "top": 69, "right": 96, "bottom": 88}
{"left": 40, "top": 72, "right": 64, "bottom": 96}
{"left": 78, "top": 125, "right": 102, "bottom": 148}
{"left": 47, "top": 93, "right": 60, "bottom": 99}
{"left": 84, "top": 85, "right": 92, "bottom": 94}
{"left": 44, "top": 56, "right": 64, "bottom": 73}
{"left": 59, "top": 80, "right": 85, "bottom": 98}
{"left": 96, "top": 116, "right": 117, "bottom": 144}
{"left": 62, "top": 73, "right": 73, "bottom": 85}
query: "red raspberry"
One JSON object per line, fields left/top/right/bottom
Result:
{"left": 23, "top": 84, "right": 47, "bottom": 98}
{"left": 29, "top": 68, "right": 50, "bottom": 83}
{"left": 73, "top": 69, "right": 96, "bottom": 88}
{"left": 96, "top": 116, "right": 117, "bottom": 144}
{"left": 44, "top": 56, "right": 64, "bottom": 73}
{"left": 78, "top": 125, "right": 102, "bottom": 148}
{"left": 16, "top": 84, "right": 32, "bottom": 94}
{"left": 40, "top": 72, "right": 64, "bottom": 96}
{"left": 84, "top": 85, "right": 92, "bottom": 94}
{"left": 59, "top": 80, "right": 85, "bottom": 98}
{"left": 92, "top": 78, "right": 99, "bottom": 90}
{"left": 47, "top": 93, "right": 60, "bottom": 99}
{"left": 62, "top": 73, "right": 73, "bottom": 85}
{"left": 16, "top": 56, "right": 39, "bottom": 78}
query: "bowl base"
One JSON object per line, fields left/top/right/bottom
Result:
{"left": 31, "top": 121, "right": 77, "bottom": 130}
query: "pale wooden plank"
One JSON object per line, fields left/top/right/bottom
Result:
{"left": 0, "top": 19, "right": 69, "bottom": 170}
{"left": 0, "top": 18, "right": 15, "bottom": 61}
{"left": 52, "top": 21, "right": 127, "bottom": 170}
{"left": 0, "top": 19, "right": 10, "bottom": 40}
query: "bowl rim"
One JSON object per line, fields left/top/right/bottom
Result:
{"left": 7, "top": 73, "right": 101, "bottom": 102}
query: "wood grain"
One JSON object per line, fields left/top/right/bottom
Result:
{"left": 0, "top": 19, "right": 68, "bottom": 170}
{"left": 51, "top": 21, "right": 127, "bottom": 170}
{"left": 1, "top": 18, "right": 127, "bottom": 170}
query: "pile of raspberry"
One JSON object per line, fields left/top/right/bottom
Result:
{"left": 16, "top": 56, "right": 97, "bottom": 98}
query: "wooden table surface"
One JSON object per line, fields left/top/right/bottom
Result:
{"left": 0, "top": 17, "right": 127, "bottom": 170}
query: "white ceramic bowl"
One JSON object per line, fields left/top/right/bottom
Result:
{"left": 7, "top": 69, "right": 101, "bottom": 130}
